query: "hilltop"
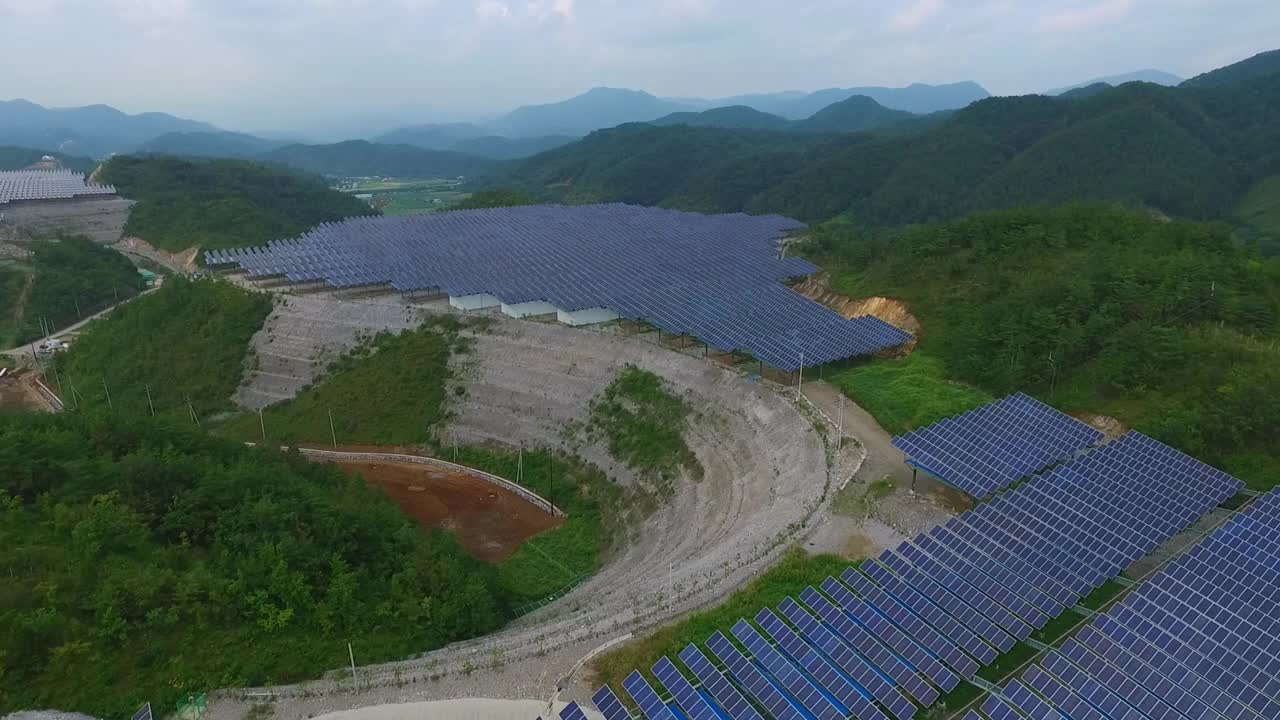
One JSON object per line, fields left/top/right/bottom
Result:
{"left": 494, "top": 52, "right": 1280, "bottom": 231}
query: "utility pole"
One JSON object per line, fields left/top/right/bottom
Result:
{"left": 101, "top": 377, "right": 113, "bottom": 411}
{"left": 837, "top": 393, "right": 845, "bottom": 451}
{"left": 328, "top": 408, "right": 338, "bottom": 448}
{"left": 258, "top": 408, "right": 266, "bottom": 440}
{"left": 548, "top": 455, "right": 555, "bottom": 513}
{"left": 145, "top": 384, "right": 155, "bottom": 416}
{"left": 347, "top": 642, "right": 357, "bottom": 688}
{"left": 797, "top": 352, "right": 805, "bottom": 398}
{"left": 518, "top": 445, "right": 524, "bottom": 484}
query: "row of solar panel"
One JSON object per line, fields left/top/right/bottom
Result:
{"left": 0, "top": 169, "right": 116, "bottom": 205}
{"left": 569, "top": 431, "right": 1243, "bottom": 719}
{"left": 893, "top": 393, "right": 1106, "bottom": 499}
{"left": 972, "top": 489, "right": 1280, "bottom": 720}
{"left": 206, "top": 204, "right": 912, "bottom": 370}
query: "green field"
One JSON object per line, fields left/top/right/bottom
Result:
{"left": 828, "top": 353, "right": 995, "bottom": 436}
{"left": 339, "top": 177, "right": 471, "bottom": 216}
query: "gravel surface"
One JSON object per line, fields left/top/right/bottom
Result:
{"left": 200, "top": 288, "right": 948, "bottom": 720}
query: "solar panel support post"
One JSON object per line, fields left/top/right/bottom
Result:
{"left": 911, "top": 466, "right": 917, "bottom": 492}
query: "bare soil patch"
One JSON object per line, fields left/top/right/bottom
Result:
{"left": 0, "top": 369, "right": 57, "bottom": 412}
{"left": 333, "top": 459, "right": 564, "bottom": 563}
{"left": 793, "top": 273, "right": 922, "bottom": 339}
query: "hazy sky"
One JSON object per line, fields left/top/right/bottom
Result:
{"left": 1, "top": 0, "right": 1277, "bottom": 136}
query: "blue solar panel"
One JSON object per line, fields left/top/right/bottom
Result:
{"left": 814, "top": 578, "right": 961, "bottom": 692}
{"left": 731, "top": 619, "right": 846, "bottom": 720}
{"left": 623, "top": 671, "right": 677, "bottom": 720}
{"left": 652, "top": 657, "right": 719, "bottom": 720}
{"left": 856, "top": 561, "right": 1001, "bottom": 663}
{"left": 206, "top": 204, "right": 912, "bottom": 370}
{"left": 755, "top": 608, "right": 889, "bottom": 720}
{"left": 677, "top": 644, "right": 765, "bottom": 720}
{"left": 592, "top": 685, "right": 634, "bottom": 720}
{"left": 559, "top": 702, "right": 590, "bottom": 720}
{"left": 1003, "top": 678, "right": 1068, "bottom": 720}
{"left": 705, "top": 631, "right": 805, "bottom": 720}
{"left": 892, "top": 392, "right": 1104, "bottom": 498}
{"left": 997, "top": 491, "right": 1280, "bottom": 720}
{"left": 777, "top": 596, "right": 920, "bottom": 720}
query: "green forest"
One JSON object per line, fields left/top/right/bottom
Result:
{"left": 100, "top": 156, "right": 376, "bottom": 253}
{"left": 494, "top": 63, "right": 1280, "bottom": 244}
{"left": 0, "top": 236, "right": 143, "bottom": 349}
{"left": 807, "top": 205, "right": 1280, "bottom": 489}
{"left": 0, "top": 412, "right": 507, "bottom": 717}
{"left": 55, "top": 279, "right": 272, "bottom": 418}
{"left": 0, "top": 146, "right": 96, "bottom": 172}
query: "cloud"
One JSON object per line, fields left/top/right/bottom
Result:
{"left": 475, "top": 0, "right": 510, "bottom": 21}
{"left": 887, "top": 0, "right": 945, "bottom": 32}
{"left": 1036, "top": 0, "right": 1136, "bottom": 33}
{"left": 552, "top": 0, "right": 573, "bottom": 19}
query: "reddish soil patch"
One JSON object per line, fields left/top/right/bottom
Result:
{"left": 333, "top": 459, "right": 564, "bottom": 564}
{"left": 0, "top": 369, "right": 57, "bottom": 412}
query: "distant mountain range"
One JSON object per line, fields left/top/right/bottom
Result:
{"left": 0, "top": 99, "right": 215, "bottom": 158}
{"left": 649, "top": 96, "right": 917, "bottom": 134}
{"left": 1046, "top": 69, "right": 1183, "bottom": 95}
{"left": 676, "top": 82, "right": 992, "bottom": 118}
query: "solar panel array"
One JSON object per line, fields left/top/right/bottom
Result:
{"left": 893, "top": 392, "right": 1105, "bottom": 498}
{"left": 980, "top": 488, "right": 1280, "bottom": 720}
{"left": 580, "top": 429, "right": 1243, "bottom": 720}
{"left": 203, "top": 203, "right": 913, "bottom": 370}
{"left": 0, "top": 169, "right": 116, "bottom": 205}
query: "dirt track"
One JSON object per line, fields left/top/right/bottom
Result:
{"left": 334, "top": 459, "right": 563, "bottom": 563}
{"left": 204, "top": 289, "right": 950, "bottom": 720}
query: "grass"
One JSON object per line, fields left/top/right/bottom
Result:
{"left": 832, "top": 476, "right": 897, "bottom": 518}
{"left": 55, "top": 278, "right": 271, "bottom": 418}
{"left": 340, "top": 178, "right": 471, "bottom": 216}
{"left": 592, "top": 548, "right": 857, "bottom": 696}
{"left": 220, "top": 317, "right": 473, "bottom": 446}
{"left": 0, "top": 264, "right": 29, "bottom": 348}
{"left": 449, "top": 446, "right": 623, "bottom": 604}
{"left": 828, "top": 352, "right": 995, "bottom": 436}
{"left": 586, "top": 364, "right": 701, "bottom": 494}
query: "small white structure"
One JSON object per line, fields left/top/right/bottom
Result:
{"left": 558, "top": 307, "right": 620, "bottom": 326}
{"left": 448, "top": 293, "right": 501, "bottom": 311}
{"left": 500, "top": 300, "right": 559, "bottom": 318}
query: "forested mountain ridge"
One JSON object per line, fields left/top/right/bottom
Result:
{"left": 651, "top": 96, "right": 916, "bottom": 134}
{"left": 495, "top": 56, "right": 1280, "bottom": 227}
{"left": 100, "top": 155, "right": 376, "bottom": 252}
{"left": 807, "top": 205, "right": 1280, "bottom": 490}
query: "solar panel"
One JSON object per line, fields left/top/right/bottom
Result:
{"left": 559, "top": 702, "right": 590, "bottom": 720}
{"left": 0, "top": 169, "right": 117, "bottom": 205}
{"left": 777, "top": 596, "right": 920, "bottom": 720}
{"left": 730, "top": 619, "right": 846, "bottom": 720}
{"left": 755, "top": 607, "right": 889, "bottom": 720}
{"left": 892, "top": 392, "right": 1104, "bottom": 499}
{"left": 652, "top": 657, "right": 719, "bottom": 720}
{"left": 592, "top": 685, "right": 634, "bottom": 720}
{"left": 622, "top": 671, "right": 677, "bottom": 720}
{"left": 705, "top": 631, "right": 805, "bottom": 720}
{"left": 992, "top": 488, "right": 1280, "bottom": 720}
{"left": 677, "top": 643, "right": 765, "bottom": 720}
{"left": 206, "top": 204, "right": 913, "bottom": 370}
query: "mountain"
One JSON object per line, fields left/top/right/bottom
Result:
{"left": 0, "top": 146, "right": 96, "bottom": 173}
{"left": 371, "top": 123, "right": 488, "bottom": 149}
{"left": 1046, "top": 69, "right": 1183, "bottom": 95}
{"left": 138, "top": 131, "right": 287, "bottom": 159}
{"left": 493, "top": 87, "right": 695, "bottom": 137}
{"left": 448, "top": 135, "right": 576, "bottom": 160}
{"left": 495, "top": 52, "right": 1280, "bottom": 226}
{"left": 793, "top": 96, "right": 916, "bottom": 133}
{"left": 260, "top": 140, "right": 496, "bottom": 178}
{"left": 651, "top": 106, "right": 792, "bottom": 131}
{"left": 735, "top": 82, "right": 989, "bottom": 118}
{"left": 0, "top": 99, "right": 217, "bottom": 157}
{"left": 1182, "top": 49, "right": 1280, "bottom": 88}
